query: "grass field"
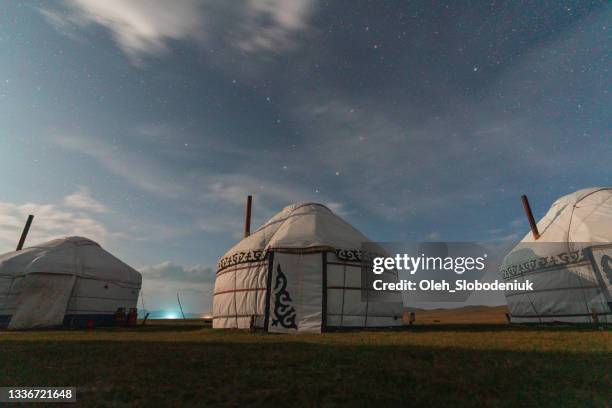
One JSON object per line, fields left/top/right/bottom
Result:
{"left": 1, "top": 318, "right": 610, "bottom": 407}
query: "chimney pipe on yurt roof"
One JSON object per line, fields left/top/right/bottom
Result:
{"left": 16, "top": 214, "right": 34, "bottom": 251}
{"left": 244, "top": 195, "right": 252, "bottom": 238}
{"left": 521, "top": 195, "right": 540, "bottom": 240}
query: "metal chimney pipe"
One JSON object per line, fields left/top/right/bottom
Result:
{"left": 521, "top": 195, "right": 540, "bottom": 240}
{"left": 244, "top": 195, "right": 252, "bottom": 238}
{"left": 16, "top": 214, "right": 34, "bottom": 250}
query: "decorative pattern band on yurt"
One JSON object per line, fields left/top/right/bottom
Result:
{"left": 213, "top": 203, "right": 404, "bottom": 333}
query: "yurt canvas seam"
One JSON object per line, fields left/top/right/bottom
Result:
{"left": 322, "top": 252, "right": 328, "bottom": 331}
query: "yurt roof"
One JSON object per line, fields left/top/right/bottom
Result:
{"left": 503, "top": 187, "right": 612, "bottom": 267}
{"left": 220, "top": 203, "right": 369, "bottom": 261}
{"left": 519, "top": 187, "right": 612, "bottom": 244}
{"left": 0, "top": 236, "right": 141, "bottom": 284}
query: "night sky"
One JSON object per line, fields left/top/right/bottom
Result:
{"left": 1, "top": 1, "right": 610, "bottom": 313}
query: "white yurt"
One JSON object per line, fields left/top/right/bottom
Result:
{"left": 501, "top": 187, "right": 612, "bottom": 323}
{"left": 0, "top": 236, "right": 141, "bottom": 329}
{"left": 213, "top": 203, "right": 404, "bottom": 333}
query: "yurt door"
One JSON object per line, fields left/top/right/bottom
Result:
{"left": 589, "top": 244, "right": 612, "bottom": 318}
{"left": 266, "top": 252, "right": 323, "bottom": 333}
{"left": 8, "top": 273, "right": 76, "bottom": 330}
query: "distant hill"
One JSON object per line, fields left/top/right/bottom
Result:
{"left": 403, "top": 305, "right": 509, "bottom": 324}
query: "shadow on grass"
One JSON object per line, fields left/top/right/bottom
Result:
{"left": 68, "top": 323, "right": 611, "bottom": 334}
{"left": 0, "top": 322, "right": 210, "bottom": 334}
{"left": 1, "top": 336, "right": 609, "bottom": 407}
{"left": 87, "top": 324, "right": 209, "bottom": 333}
{"left": 401, "top": 323, "right": 610, "bottom": 333}
{"left": 3, "top": 322, "right": 607, "bottom": 335}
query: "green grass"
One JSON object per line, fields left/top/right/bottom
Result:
{"left": 1, "top": 322, "right": 610, "bottom": 407}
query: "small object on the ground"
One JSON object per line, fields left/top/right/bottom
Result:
{"left": 115, "top": 308, "right": 126, "bottom": 327}
{"left": 127, "top": 308, "right": 138, "bottom": 326}
{"left": 177, "top": 293, "right": 186, "bottom": 319}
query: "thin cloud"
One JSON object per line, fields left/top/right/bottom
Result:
{"left": 40, "top": 0, "right": 317, "bottom": 65}
{"left": 64, "top": 186, "right": 110, "bottom": 213}
{"left": 40, "top": 0, "right": 206, "bottom": 64}
{"left": 50, "top": 132, "right": 340, "bottom": 236}
{"left": 288, "top": 12, "right": 611, "bottom": 222}
{"left": 50, "top": 133, "right": 186, "bottom": 197}
{"left": 233, "top": 0, "right": 317, "bottom": 53}
{"left": 0, "top": 201, "right": 112, "bottom": 253}
{"left": 140, "top": 261, "right": 215, "bottom": 283}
